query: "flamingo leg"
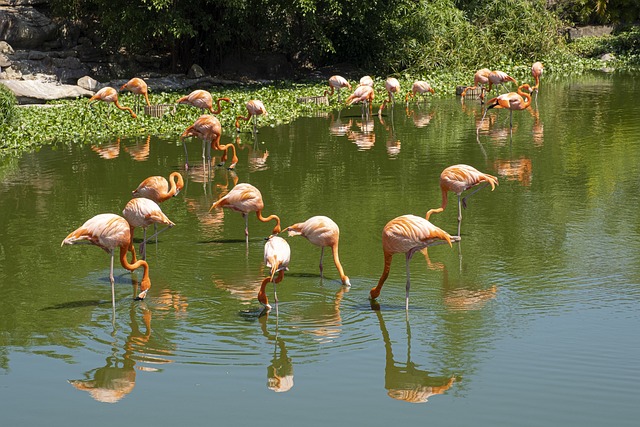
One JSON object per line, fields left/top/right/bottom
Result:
{"left": 457, "top": 194, "right": 463, "bottom": 237}
{"left": 405, "top": 251, "right": 414, "bottom": 311}
{"left": 142, "top": 224, "right": 172, "bottom": 248}
{"left": 183, "top": 140, "right": 190, "bottom": 170}
{"left": 109, "top": 250, "right": 116, "bottom": 310}
{"left": 244, "top": 213, "right": 249, "bottom": 244}
{"left": 319, "top": 246, "right": 325, "bottom": 278}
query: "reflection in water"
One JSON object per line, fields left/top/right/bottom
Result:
{"left": 347, "top": 118, "right": 375, "bottom": 151}
{"left": 91, "top": 138, "right": 120, "bottom": 160}
{"left": 306, "top": 286, "right": 348, "bottom": 343}
{"left": 329, "top": 111, "right": 352, "bottom": 137}
{"left": 373, "top": 303, "right": 456, "bottom": 403}
{"left": 379, "top": 110, "right": 401, "bottom": 158}
{"left": 123, "top": 135, "right": 152, "bottom": 162}
{"left": 69, "top": 303, "right": 151, "bottom": 403}
{"left": 405, "top": 106, "right": 435, "bottom": 129}
{"left": 423, "top": 247, "right": 498, "bottom": 311}
{"left": 494, "top": 157, "right": 532, "bottom": 187}
{"left": 260, "top": 315, "right": 293, "bottom": 392}
{"left": 91, "top": 136, "right": 152, "bottom": 161}
{"left": 531, "top": 109, "right": 544, "bottom": 146}
{"left": 235, "top": 135, "right": 269, "bottom": 172}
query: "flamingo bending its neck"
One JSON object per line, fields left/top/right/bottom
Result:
{"left": 132, "top": 172, "right": 184, "bottom": 203}
{"left": 370, "top": 215, "right": 458, "bottom": 310}
{"left": 426, "top": 164, "right": 499, "bottom": 236}
{"left": 282, "top": 215, "right": 351, "bottom": 286}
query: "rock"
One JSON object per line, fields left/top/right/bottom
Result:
{"left": 0, "top": 6, "right": 59, "bottom": 49}
{"left": 600, "top": 53, "right": 615, "bottom": 62}
{"left": 567, "top": 25, "right": 614, "bottom": 41}
{"left": 0, "top": 79, "right": 94, "bottom": 104}
{"left": 0, "top": 66, "right": 22, "bottom": 80}
{"left": 0, "top": 53, "right": 10, "bottom": 67}
{"left": 77, "top": 75, "right": 99, "bottom": 91}
{"left": 187, "top": 64, "right": 206, "bottom": 79}
{"left": 0, "top": 41, "right": 14, "bottom": 54}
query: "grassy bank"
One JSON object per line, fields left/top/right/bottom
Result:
{"left": 0, "top": 33, "right": 637, "bottom": 155}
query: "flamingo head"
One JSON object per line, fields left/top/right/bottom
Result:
{"left": 136, "top": 276, "right": 151, "bottom": 300}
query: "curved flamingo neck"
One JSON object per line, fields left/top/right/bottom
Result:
{"left": 212, "top": 98, "right": 231, "bottom": 114}
{"left": 426, "top": 188, "right": 449, "bottom": 220}
{"left": 256, "top": 211, "right": 281, "bottom": 234}
{"left": 517, "top": 86, "right": 532, "bottom": 109}
{"left": 168, "top": 172, "right": 184, "bottom": 197}
{"left": 114, "top": 100, "right": 136, "bottom": 118}
{"left": 119, "top": 246, "right": 150, "bottom": 281}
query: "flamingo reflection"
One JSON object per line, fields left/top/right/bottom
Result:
{"left": 329, "top": 111, "right": 352, "bottom": 137}
{"left": 346, "top": 117, "right": 375, "bottom": 151}
{"left": 260, "top": 314, "right": 293, "bottom": 392}
{"left": 68, "top": 299, "right": 173, "bottom": 403}
{"left": 379, "top": 111, "right": 401, "bottom": 158}
{"left": 405, "top": 105, "right": 435, "bottom": 129}
{"left": 91, "top": 138, "right": 120, "bottom": 160}
{"left": 372, "top": 302, "right": 457, "bottom": 403}
{"left": 235, "top": 134, "right": 270, "bottom": 172}
{"left": 123, "top": 135, "right": 151, "bottom": 162}
{"left": 494, "top": 157, "right": 532, "bottom": 187}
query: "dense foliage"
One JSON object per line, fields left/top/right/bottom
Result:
{"left": 0, "top": 84, "right": 18, "bottom": 129}
{"left": 50, "top": 0, "right": 566, "bottom": 75}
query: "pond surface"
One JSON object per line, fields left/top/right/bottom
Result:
{"left": 1, "top": 72, "right": 639, "bottom": 426}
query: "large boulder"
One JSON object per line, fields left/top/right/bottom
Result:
{"left": 0, "top": 79, "right": 93, "bottom": 104}
{"left": 0, "top": 6, "right": 58, "bottom": 49}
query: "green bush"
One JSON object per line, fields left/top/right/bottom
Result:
{"left": 0, "top": 84, "right": 18, "bottom": 129}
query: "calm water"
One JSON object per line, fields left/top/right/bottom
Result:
{"left": 1, "top": 72, "right": 639, "bottom": 426}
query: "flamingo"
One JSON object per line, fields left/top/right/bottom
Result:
{"left": 235, "top": 100, "right": 268, "bottom": 134}
{"left": 487, "top": 70, "right": 517, "bottom": 94}
{"left": 177, "top": 90, "right": 232, "bottom": 114}
{"left": 209, "top": 183, "right": 281, "bottom": 241}
{"left": 181, "top": 114, "right": 238, "bottom": 169}
{"left": 132, "top": 172, "right": 184, "bottom": 203}
{"left": 369, "top": 215, "right": 458, "bottom": 310}
{"left": 88, "top": 87, "right": 136, "bottom": 118}
{"left": 405, "top": 81, "right": 435, "bottom": 104}
{"left": 258, "top": 235, "right": 291, "bottom": 310}
{"left": 531, "top": 61, "right": 544, "bottom": 101}
{"left": 122, "top": 198, "right": 175, "bottom": 259}
{"left": 120, "top": 77, "right": 151, "bottom": 114}
{"left": 359, "top": 75, "right": 374, "bottom": 87}
{"left": 282, "top": 216, "right": 351, "bottom": 286}
{"left": 485, "top": 83, "right": 533, "bottom": 129}
{"left": 346, "top": 84, "right": 375, "bottom": 117}
{"left": 379, "top": 77, "right": 401, "bottom": 112}
{"left": 460, "top": 68, "right": 491, "bottom": 103}
{"left": 324, "top": 75, "right": 352, "bottom": 103}
{"left": 61, "top": 213, "right": 152, "bottom": 307}
{"left": 426, "top": 164, "right": 499, "bottom": 236}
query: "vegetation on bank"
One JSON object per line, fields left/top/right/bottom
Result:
{"left": 1, "top": 1, "right": 639, "bottom": 153}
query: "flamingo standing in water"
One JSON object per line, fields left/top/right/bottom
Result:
{"left": 209, "top": 183, "right": 281, "bottom": 241}
{"left": 487, "top": 70, "right": 517, "bottom": 94}
{"left": 282, "top": 216, "right": 351, "bottom": 286}
{"left": 379, "top": 77, "right": 401, "bottom": 113}
{"left": 181, "top": 114, "right": 238, "bottom": 170}
{"left": 122, "top": 198, "right": 175, "bottom": 259}
{"left": 324, "top": 75, "right": 352, "bottom": 103}
{"left": 235, "top": 100, "right": 268, "bottom": 134}
{"left": 531, "top": 62, "right": 544, "bottom": 101}
{"left": 369, "top": 215, "right": 458, "bottom": 310}
{"left": 426, "top": 164, "right": 499, "bottom": 237}
{"left": 61, "top": 213, "right": 152, "bottom": 307}
{"left": 132, "top": 172, "right": 184, "bottom": 203}
{"left": 460, "top": 68, "right": 491, "bottom": 103}
{"left": 88, "top": 87, "right": 137, "bottom": 118}
{"left": 484, "top": 83, "right": 533, "bottom": 129}
{"left": 177, "top": 90, "right": 232, "bottom": 114}
{"left": 258, "top": 235, "right": 291, "bottom": 310}
{"left": 120, "top": 77, "right": 151, "bottom": 113}
{"left": 405, "top": 81, "right": 435, "bottom": 104}
{"left": 346, "top": 85, "right": 375, "bottom": 117}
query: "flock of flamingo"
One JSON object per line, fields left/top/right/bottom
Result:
{"left": 64, "top": 62, "right": 543, "bottom": 312}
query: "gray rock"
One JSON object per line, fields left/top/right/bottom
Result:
{"left": 187, "top": 64, "right": 206, "bottom": 79}
{"left": 0, "top": 6, "right": 59, "bottom": 49}
{"left": 600, "top": 53, "right": 615, "bottom": 62}
{"left": 0, "top": 41, "right": 14, "bottom": 54}
{"left": 0, "top": 53, "right": 10, "bottom": 67}
{"left": 0, "top": 79, "right": 94, "bottom": 103}
{"left": 77, "top": 75, "right": 99, "bottom": 91}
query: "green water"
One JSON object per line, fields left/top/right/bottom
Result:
{"left": 1, "top": 72, "right": 639, "bottom": 426}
